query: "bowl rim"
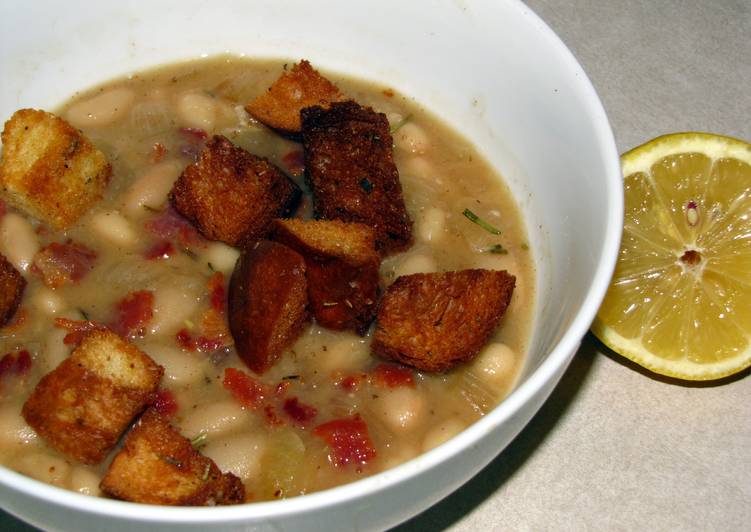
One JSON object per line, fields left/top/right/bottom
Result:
{"left": 0, "top": 0, "right": 623, "bottom": 525}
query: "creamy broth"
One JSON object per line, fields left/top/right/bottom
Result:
{"left": 0, "top": 56, "right": 534, "bottom": 500}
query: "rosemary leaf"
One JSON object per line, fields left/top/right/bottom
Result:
{"left": 462, "top": 208, "right": 502, "bottom": 235}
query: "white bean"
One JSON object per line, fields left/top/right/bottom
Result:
{"left": 0, "top": 212, "right": 39, "bottom": 272}
{"left": 381, "top": 443, "right": 419, "bottom": 470}
{"left": 178, "top": 399, "right": 255, "bottom": 440}
{"left": 394, "top": 122, "right": 430, "bottom": 154}
{"left": 15, "top": 452, "right": 71, "bottom": 486}
{"left": 0, "top": 404, "right": 38, "bottom": 447}
{"left": 417, "top": 207, "right": 445, "bottom": 243}
{"left": 471, "top": 342, "right": 517, "bottom": 388}
{"left": 65, "top": 87, "right": 135, "bottom": 128}
{"left": 176, "top": 91, "right": 216, "bottom": 131}
{"left": 372, "top": 387, "right": 426, "bottom": 432}
{"left": 141, "top": 343, "right": 207, "bottom": 386}
{"left": 70, "top": 467, "right": 101, "bottom": 496}
{"left": 30, "top": 286, "right": 66, "bottom": 315}
{"left": 421, "top": 417, "right": 466, "bottom": 452}
{"left": 122, "top": 160, "right": 183, "bottom": 218}
{"left": 200, "top": 242, "right": 240, "bottom": 275}
{"left": 394, "top": 253, "right": 437, "bottom": 278}
{"left": 89, "top": 210, "right": 138, "bottom": 249}
{"left": 149, "top": 285, "right": 201, "bottom": 336}
{"left": 311, "top": 332, "right": 370, "bottom": 374}
{"left": 202, "top": 432, "right": 266, "bottom": 481}
{"left": 42, "top": 328, "right": 70, "bottom": 371}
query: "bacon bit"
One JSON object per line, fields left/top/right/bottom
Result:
{"left": 372, "top": 363, "right": 415, "bottom": 388}
{"left": 179, "top": 127, "right": 208, "bottom": 161}
{"left": 223, "top": 367, "right": 268, "bottom": 409}
{"left": 54, "top": 318, "right": 108, "bottom": 345}
{"left": 382, "top": 88, "right": 395, "bottom": 97}
{"left": 200, "top": 308, "right": 231, "bottom": 342}
{"left": 281, "top": 149, "right": 305, "bottom": 176}
{"left": 179, "top": 127, "right": 209, "bottom": 141}
{"left": 176, "top": 328, "right": 194, "bottom": 350}
{"left": 149, "top": 142, "right": 168, "bottom": 163}
{"left": 264, "top": 404, "right": 284, "bottom": 427}
{"left": 195, "top": 336, "right": 226, "bottom": 352}
{"left": 313, "top": 416, "right": 376, "bottom": 468}
{"left": 0, "top": 350, "right": 32, "bottom": 381}
{"left": 144, "top": 240, "right": 175, "bottom": 260}
{"left": 336, "top": 372, "right": 367, "bottom": 392}
{"left": 144, "top": 206, "right": 204, "bottom": 248}
{"left": 283, "top": 397, "right": 318, "bottom": 426}
{"left": 31, "top": 240, "right": 97, "bottom": 288}
{"left": 153, "top": 389, "right": 179, "bottom": 418}
{"left": 207, "top": 272, "right": 226, "bottom": 313}
{"left": 111, "top": 290, "right": 154, "bottom": 339}
{"left": 175, "top": 325, "right": 229, "bottom": 353}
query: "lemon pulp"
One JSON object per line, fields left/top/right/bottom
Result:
{"left": 592, "top": 132, "right": 751, "bottom": 380}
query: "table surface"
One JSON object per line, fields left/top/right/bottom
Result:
{"left": 2, "top": 1, "right": 750, "bottom": 531}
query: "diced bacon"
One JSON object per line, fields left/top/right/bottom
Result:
{"left": 200, "top": 307, "right": 231, "bottom": 342}
{"left": 149, "top": 142, "right": 168, "bottom": 164}
{"left": 223, "top": 367, "right": 268, "bottom": 409}
{"left": 282, "top": 149, "right": 305, "bottom": 176}
{"left": 144, "top": 206, "right": 204, "bottom": 248}
{"left": 264, "top": 404, "right": 284, "bottom": 427}
{"left": 179, "top": 127, "right": 208, "bottom": 161}
{"left": 153, "top": 389, "right": 179, "bottom": 418}
{"left": 207, "top": 272, "right": 226, "bottom": 313}
{"left": 31, "top": 240, "right": 97, "bottom": 288}
{"left": 179, "top": 127, "right": 209, "bottom": 141}
{"left": 54, "top": 318, "right": 109, "bottom": 346}
{"left": 144, "top": 240, "right": 175, "bottom": 260}
{"left": 313, "top": 416, "right": 376, "bottom": 468}
{"left": 283, "top": 397, "right": 318, "bottom": 426}
{"left": 335, "top": 372, "right": 367, "bottom": 392}
{"left": 372, "top": 363, "right": 415, "bottom": 388}
{"left": 0, "top": 349, "right": 32, "bottom": 380}
{"left": 111, "top": 290, "right": 154, "bottom": 339}
{"left": 175, "top": 324, "right": 230, "bottom": 353}
{"left": 176, "top": 328, "right": 194, "bottom": 350}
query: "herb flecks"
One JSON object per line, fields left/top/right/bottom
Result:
{"left": 484, "top": 244, "right": 508, "bottom": 255}
{"left": 390, "top": 114, "right": 413, "bottom": 134}
{"left": 190, "top": 432, "right": 208, "bottom": 449}
{"left": 462, "top": 208, "right": 502, "bottom": 235}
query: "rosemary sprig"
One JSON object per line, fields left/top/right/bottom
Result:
{"left": 462, "top": 208, "right": 502, "bottom": 235}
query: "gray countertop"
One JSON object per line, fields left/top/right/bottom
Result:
{"left": 2, "top": 1, "right": 750, "bottom": 531}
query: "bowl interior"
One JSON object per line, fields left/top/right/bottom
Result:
{"left": 0, "top": 0, "right": 622, "bottom": 529}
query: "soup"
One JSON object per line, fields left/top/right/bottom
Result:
{"left": 0, "top": 56, "right": 534, "bottom": 502}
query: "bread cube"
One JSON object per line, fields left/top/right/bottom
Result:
{"left": 273, "top": 218, "right": 380, "bottom": 334}
{"left": 22, "top": 330, "right": 163, "bottom": 464}
{"left": 245, "top": 60, "right": 345, "bottom": 136}
{"left": 169, "top": 135, "right": 301, "bottom": 247}
{"left": 301, "top": 101, "right": 412, "bottom": 254}
{"left": 0, "top": 109, "right": 111, "bottom": 229}
{"left": 100, "top": 408, "right": 245, "bottom": 505}
{"left": 371, "top": 269, "right": 516, "bottom": 371}
{"left": 228, "top": 240, "right": 308, "bottom": 373}
{"left": 0, "top": 252, "right": 25, "bottom": 327}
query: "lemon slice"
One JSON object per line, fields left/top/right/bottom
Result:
{"left": 592, "top": 132, "right": 751, "bottom": 380}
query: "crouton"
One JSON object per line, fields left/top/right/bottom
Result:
{"left": 273, "top": 218, "right": 380, "bottom": 334}
{"left": 22, "top": 330, "right": 163, "bottom": 464}
{"left": 228, "top": 240, "right": 308, "bottom": 373}
{"left": 0, "top": 109, "right": 111, "bottom": 229}
{"left": 101, "top": 408, "right": 245, "bottom": 505}
{"left": 169, "top": 135, "right": 301, "bottom": 247}
{"left": 0, "top": 252, "right": 25, "bottom": 327}
{"left": 301, "top": 101, "right": 412, "bottom": 255}
{"left": 371, "top": 269, "right": 516, "bottom": 372}
{"left": 245, "top": 60, "right": 346, "bottom": 136}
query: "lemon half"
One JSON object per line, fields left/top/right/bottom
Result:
{"left": 592, "top": 132, "right": 751, "bottom": 380}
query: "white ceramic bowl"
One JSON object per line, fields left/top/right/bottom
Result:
{"left": 0, "top": 0, "right": 622, "bottom": 530}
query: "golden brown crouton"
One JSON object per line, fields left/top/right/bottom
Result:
{"left": 371, "top": 270, "right": 516, "bottom": 372}
{"left": 273, "top": 218, "right": 380, "bottom": 334}
{"left": 101, "top": 408, "right": 245, "bottom": 505}
{"left": 228, "top": 240, "right": 308, "bottom": 373}
{"left": 245, "top": 60, "right": 346, "bottom": 136}
{"left": 301, "top": 101, "right": 413, "bottom": 255}
{"left": 22, "top": 330, "right": 163, "bottom": 464}
{"left": 0, "top": 109, "right": 111, "bottom": 229}
{"left": 169, "top": 135, "right": 301, "bottom": 247}
{"left": 0, "top": 252, "right": 25, "bottom": 327}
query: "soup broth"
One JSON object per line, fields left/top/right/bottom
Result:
{"left": 0, "top": 56, "right": 534, "bottom": 501}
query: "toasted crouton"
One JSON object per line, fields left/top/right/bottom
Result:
{"left": 0, "top": 109, "right": 111, "bottom": 229}
{"left": 169, "top": 135, "right": 301, "bottom": 247}
{"left": 101, "top": 408, "right": 245, "bottom": 505}
{"left": 228, "top": 240, "right": 308, "bottom": 373}
{"left": 0, "top": 252, "right": 25, "bottom": 327}
{"left": 301, "top": 101, "right": 413, "bottom": 255}
{"left": 245, "top": 60, "right": 346, "bottom": 136}
{"left": 371, "top": 269, "right": 516, "bottom": 372}
{"left": 273, "top": 218, "right": 380, "bottom": 334}
{"left": 22, "top": 330, "right": 163, "bottom": 464}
